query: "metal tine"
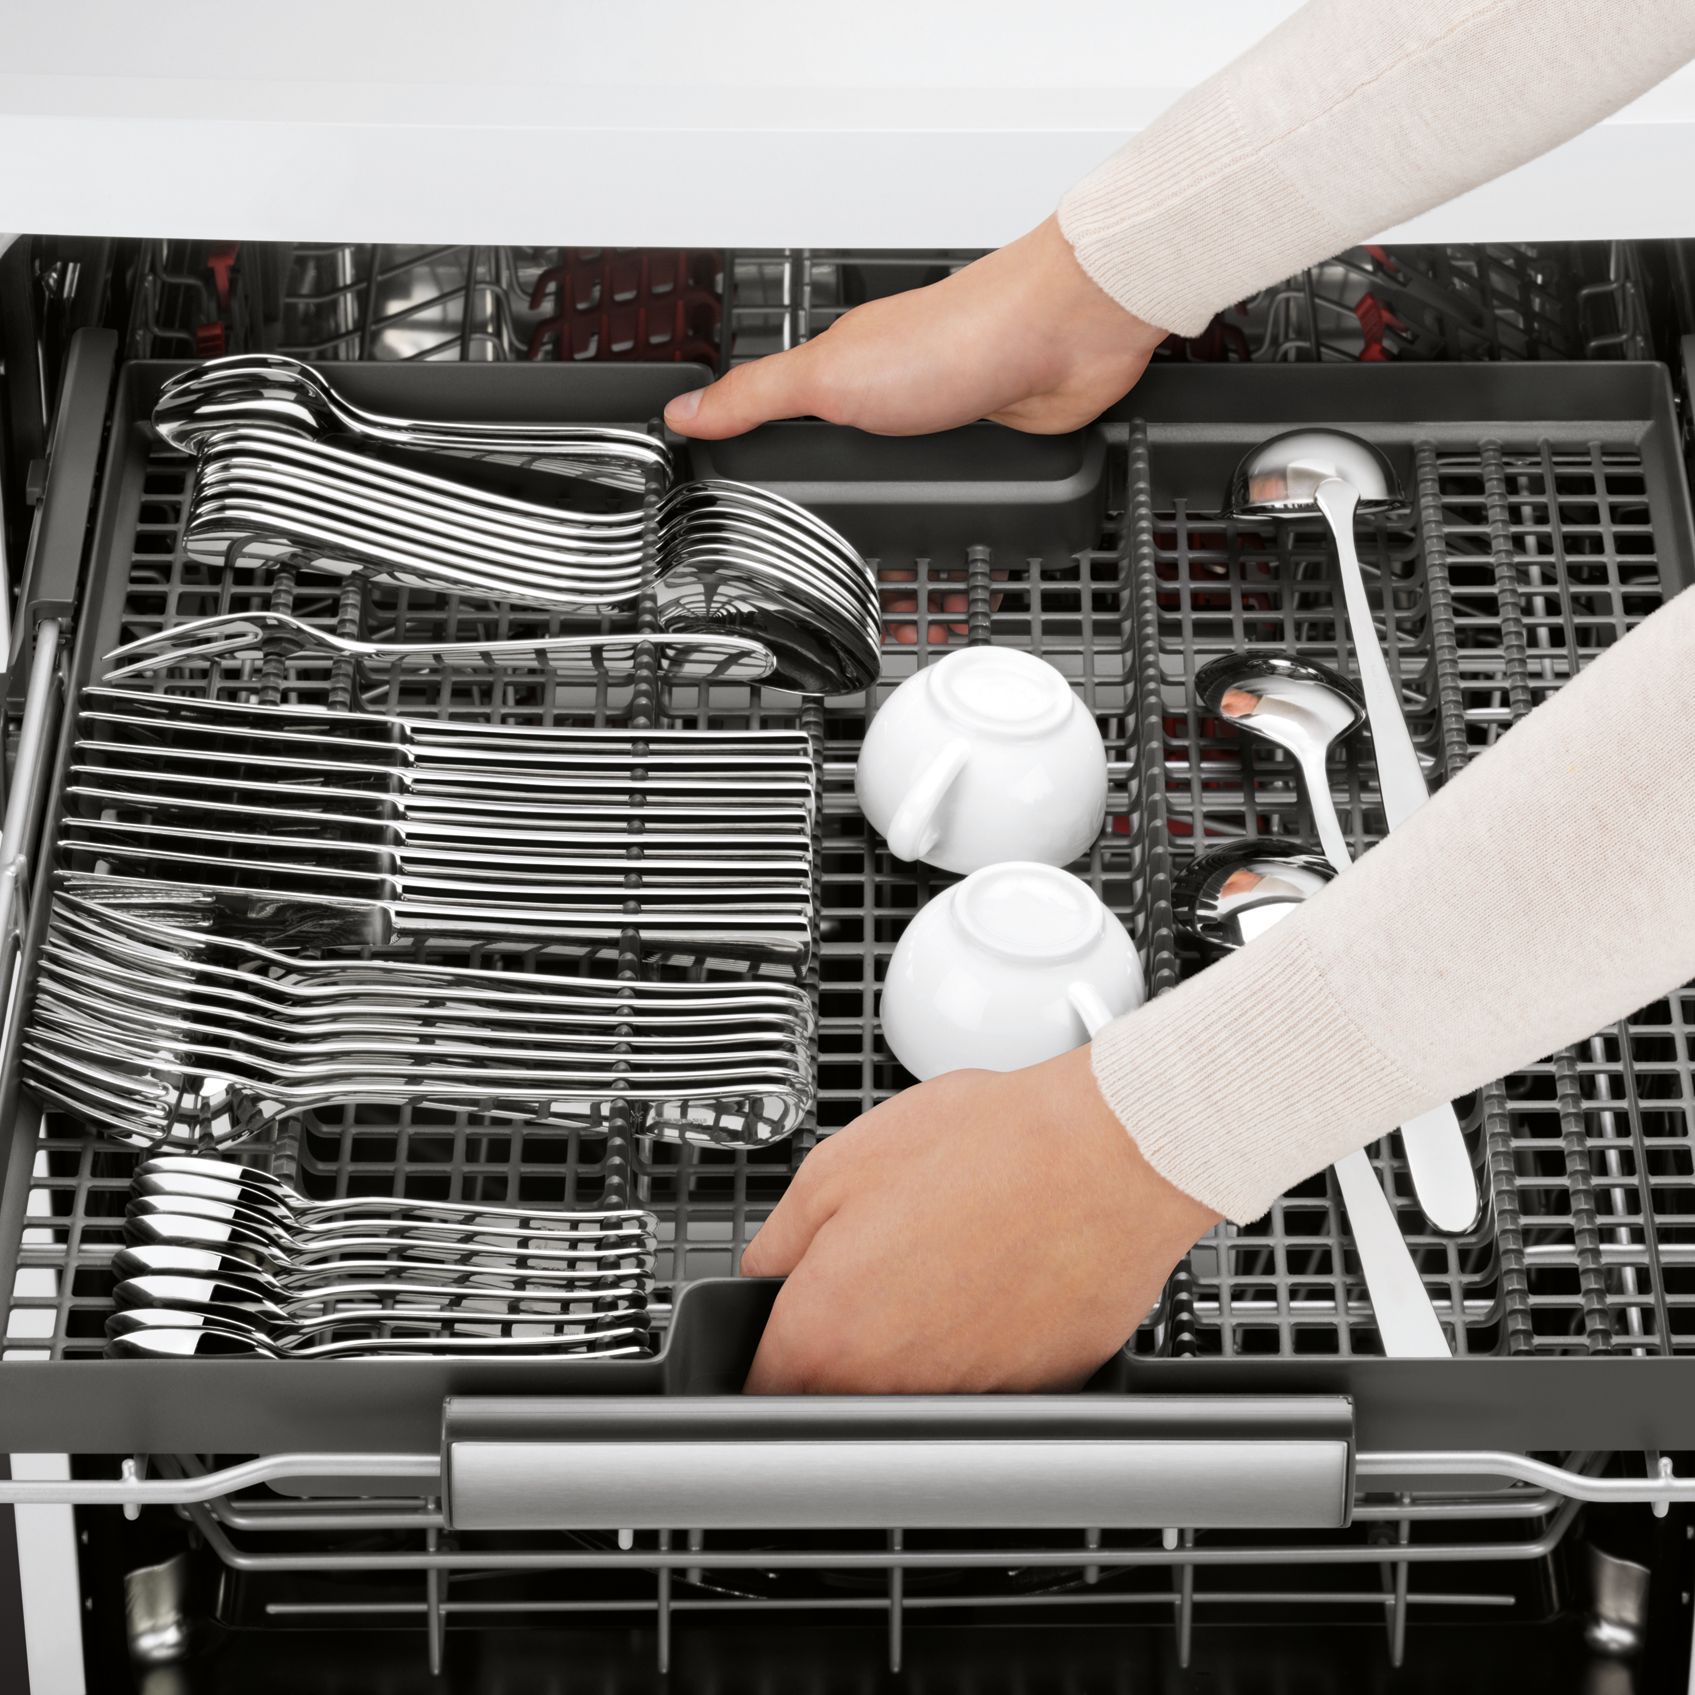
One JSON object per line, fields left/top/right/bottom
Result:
{"left": 37, "top": 948, "right": 815, "bottom": 1032}
{"left": 48, "top": 870, "right": 816, "bottom": 960}
{"left": 44, "top": 889, "right": 815, "bottom": 1013}
{"left": 100, "top": 614, "right": 778, "bottom": 690}
{"left": 27, "top": 1001, "right": 814, "bottom": 1082}
{"left": 33, "top": 983, "right": 814, "bottom": 1068}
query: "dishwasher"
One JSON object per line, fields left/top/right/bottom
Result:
{"left": 2, "top": 224, "right": 1695, "bottom": 1694}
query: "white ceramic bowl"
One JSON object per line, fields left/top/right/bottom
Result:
{"left": 854, "top": 647, "right": 1107, "bottom": 873}
{"left": 879, "top": 862, "right": 1145, "bottom": 1080}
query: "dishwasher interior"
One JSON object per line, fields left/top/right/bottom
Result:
{"left": 2, "top": 234, "right": 1695, "bottom": 1692}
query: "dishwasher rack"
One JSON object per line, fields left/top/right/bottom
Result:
{"left": 5, "top": 348, "right": 1695, "bottom": 1678}
{"left": 123, "top": 238, "right": 1658, "bottom": 372}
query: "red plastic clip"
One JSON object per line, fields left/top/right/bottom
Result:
{"left": 204, "top": 243, "right": 241, "bottom": 314}
{"left": 1352, "top": 291, "right": 1405, "bottom": 362}
{"left": 194, "top": 322, "right": 227, "bottom": 357}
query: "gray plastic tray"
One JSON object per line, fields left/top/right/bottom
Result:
{"left": 0, "top": 352, "right": 1692, "bottom": 1454}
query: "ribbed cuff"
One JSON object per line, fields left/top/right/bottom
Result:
{"left": 1057, "top": 77, "right": 1344, "bottom": 338}
{"left": 1089, "top": 926, "right": 1416, "bottom": 1223}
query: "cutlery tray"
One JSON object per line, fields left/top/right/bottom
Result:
{"left": 3, "top": 345, "right": 1695, "bottom": 1454}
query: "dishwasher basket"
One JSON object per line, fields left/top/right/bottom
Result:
{"left": 4, "top": 343, "right": 1695, "bottom": 1677}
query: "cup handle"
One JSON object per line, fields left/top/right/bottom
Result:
{"left": 1066, "top": 982, "right": 1117, "bottom": 1040}
{"left": 885, "top": 737, "right": 971, "bottom": 863}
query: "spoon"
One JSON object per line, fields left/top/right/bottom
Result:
{"left": 1223, "top": 436, "right": 1477, "bottom": 1234}
{"left": 1226, "top": 431, "right": 1430, "bottom": 838}
{"left": 111, "top": 1274, "right": 645, "bottom": 1332}
{"left": 1197, "top": 654, "right": 1478, "bottom": 1233}
{"left": 106, "top": 1319, "right": 650, "bottom": 1360}
{"left": 121, "top": 1209, "right": 657, "bottom": 1271}
{"left": 1173, "top": 840, "right": 1450, "bottom": 1359}
{"left": 111, "top": 1242, "right": 648, "bottom": 1299}
{"left": 134, "top": 1156, "right": 654, "bottom": 1233}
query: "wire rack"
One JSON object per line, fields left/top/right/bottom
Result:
{"left": 1147, "top": 426, "right": 1689, "bottom": 1358}
{"left": 9, "top": 393, "right": 1693, "bottom": 1370}
{"left": 137, "top": 1449, "right": 1593, "bottom": 1677}
{"left": 5, "top": 361, "right": 1694, "bottom": 1673}
{"left": 125, "top": 239, "right": 1656, "bottom": 371}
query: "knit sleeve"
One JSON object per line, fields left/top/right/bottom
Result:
{"left": 1058, "top": 0, "right": 1695, "bottom": 336}
{"left": 1091, "top": 585, "right": 1695, "bottom": 1224}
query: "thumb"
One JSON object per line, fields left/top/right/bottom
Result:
{"left": 664, "top": 346, "right": 820, "bottom": 440}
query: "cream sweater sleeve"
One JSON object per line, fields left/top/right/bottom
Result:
{"left": 1091, "top": 585, "right": 1695, "bottom": 1224}
{"left": 1059, "top": 0, "right": 1695, "bottom": 336}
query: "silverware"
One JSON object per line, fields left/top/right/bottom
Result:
{"left": 156, "top": 354, "right": 672, "bottom": 491}
{"left": 1197, "top": 653, "right": 1478, "bottom": 1233}
{"left": 102, "top": 611, "right": 778, "bottom": 690}
{"left": 25, "top": 879, "right": 817, "bottom": 1149}
{"left": 1173, "top": 839, "right": 1451, "bottom": 1359}
{"left": 1195, "top": 654, "right": 1364, "bottom": 872}
{"left": 155, "top": 358, "right": 883, "bottom": 695}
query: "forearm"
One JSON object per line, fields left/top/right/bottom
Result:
{"left": 1061, "top": 0, "right": 1695, "bottom": 336}
{"left": 1092, "top": 584, "right": 1695, "bottom": 1224}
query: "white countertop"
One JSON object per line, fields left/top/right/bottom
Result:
{"left": 3, "top": 0, "right": 1693, "bottom": 248}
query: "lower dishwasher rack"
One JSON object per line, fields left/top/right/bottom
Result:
{"left": 3, "top": 355, "right": 1695, "bottom": 1547}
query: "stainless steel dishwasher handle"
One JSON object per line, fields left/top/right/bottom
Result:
{"left": 441, "top": 1395, "right": 1356, "bottom": 1533}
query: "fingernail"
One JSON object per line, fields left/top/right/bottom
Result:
{"left": 665, "top": 389, "right": 703, "bottom": 428}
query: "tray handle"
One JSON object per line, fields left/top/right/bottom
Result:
{"left": 441, "top": 1394, "right": 1356, "bottom": 1533}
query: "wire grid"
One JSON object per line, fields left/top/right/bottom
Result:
{"left": 1143, "top": 420, "right": 1687, "bottom": 1359}
{"left": 125, "top": 240, "right": 1654, "bottom": 375}
{"left": 0, "top": 432, "right": 1151, "bottom": 1356}
{"left": 166, "top": 1449, "right": 1581, "bottom": 1678}
{"left": 274, "top": 244, "right": 724, "bottom": 365}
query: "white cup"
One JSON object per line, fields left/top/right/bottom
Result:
{"left": 879, "top": 862, "right": 1145, "bottom": 1080}
{"left": 854, "top": 647, "right": 1108, "bottom": 873}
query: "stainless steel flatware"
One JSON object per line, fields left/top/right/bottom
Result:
{"left": 1196, "top": 651, "right": 1478, "bottom": 1232}
{"left": 1173, "top": 839, "right": 1450, "bottom": 1360}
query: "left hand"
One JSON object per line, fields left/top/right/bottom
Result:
{"left": 741, "top": 1045, "right": 1219, "bottom": 1393}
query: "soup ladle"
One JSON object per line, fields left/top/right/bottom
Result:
{"left": 1174, "top": 841, "right": 1450, "bottom": 1358}
{"left": 1195, "top": 654, "right": 1363, "bottom": 872}
{"left": 1196, "top": 654, "right": 1478, "bottom": 1232}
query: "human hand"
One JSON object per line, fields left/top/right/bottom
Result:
{"left": 741, "top": 1045, "right": 1219, "bottom": 1393}
{"left": 664, "top": 216, "right": 1166, "bottom": 441}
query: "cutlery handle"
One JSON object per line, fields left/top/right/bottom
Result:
{"left": 1297, "top": 749, "right": 1353, "bottom": 875}
{"left": 1329, "top": 1149, "right": 1450, "bottom": 1358}
{"left": 1397, "top": 1101, "right": 1479, "bottom": 1234}
{"left": 1314, "top": 478, "right": 1431, "bottom": 830}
